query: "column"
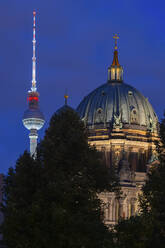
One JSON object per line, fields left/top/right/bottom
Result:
{"left": 130, "top": 198, "right": 137, "bottom": 216}
{"left": 119, "top": 198, "right": 125, "bottom": 219}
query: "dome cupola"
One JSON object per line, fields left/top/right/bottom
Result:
{"left": 77, "top": 36, "right": 158, "bottom": 135}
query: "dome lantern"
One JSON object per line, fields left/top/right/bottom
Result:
{"left": 108, "top": 34, "right": 123, "bottom": 82}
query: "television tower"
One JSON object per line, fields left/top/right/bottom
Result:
{"left": 23, "top": 11, "right": 45, "bottom": 157}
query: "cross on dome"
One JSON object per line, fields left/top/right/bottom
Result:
{"left": 64, "top": 94, "right": 69, "bottom": 105}
{"left": 113, "top": 34, "right": 119, "bottom": 50}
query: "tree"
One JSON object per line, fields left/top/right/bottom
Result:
{"left": 114, "top": 215, "right": 153, "bottom": 248}
{"left": 2, "top": 108, "right": 118, "bottom": 248}
{"left": 138, "top": 114, "right": 165, "bottom": 248}
{"left": 2, "top": 151, "right": 43, "bottom": 248}
{"left": 36, "top": 108, "right": 118, "bottom": 248}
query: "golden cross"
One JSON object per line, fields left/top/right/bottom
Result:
{"left": 64, "top": 94, "right": 69, "bottom": 105}
{"left": 113, "top": 34, "right": 119, "bottom": 49}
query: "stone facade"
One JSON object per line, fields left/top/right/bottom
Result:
{"left": 88, "top": 127, "right": 159, "bottom": 225}
{"left": 100, "top": 172, "right": 146, "bottom": 225}
{"left": 88, "top": 127, "right": 158, "bottom": 172}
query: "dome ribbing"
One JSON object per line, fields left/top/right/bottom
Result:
{"left": 77, "top": 81, "right": 158, "bottom": 133}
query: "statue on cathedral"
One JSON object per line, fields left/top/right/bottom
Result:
{"left": 148, "top": 115, "right": 157, "bottom": 132}
{"left": 113, "top": 113, "right": 123, "bottom": 129}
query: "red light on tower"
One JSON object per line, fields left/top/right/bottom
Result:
{"left": 28, "top": 96, "right": 39, "bottom": 102}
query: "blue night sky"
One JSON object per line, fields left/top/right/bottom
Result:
{"left": 0, "top": 0, "right": 165, "bottom": 173}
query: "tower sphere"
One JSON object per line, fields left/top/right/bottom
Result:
{"left": 22, "top": 90, "right": 45, "bottom": 159}
{"left": 23, "top": 111, "right": 44, "bottom": 130}
{"left": 23, "top": 91, "right": 45, "bottom": 130}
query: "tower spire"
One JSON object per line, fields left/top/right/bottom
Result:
{"left": 108, "top": 34, "right": 123, "bottom": 82}
{"left": 31, "top": 10, "right": 37, "bottom": 92}
{"left": 112, "top": 34, "right": 120, "bottom": 66}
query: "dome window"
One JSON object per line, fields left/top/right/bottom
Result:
{"left": 97, "top": 108, "right": 103, "bottom": 114}
{"left": 128, "top": 91, "right": 133, "bottom": 96}
{"left": 95, "top": 108, "right": 104, "bottom": 123}
{"left": 130, "top": 108, "right": 138, "bottom": 124}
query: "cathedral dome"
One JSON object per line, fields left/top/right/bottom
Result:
{"left": 77, "top": 36, "right": 158, "bottom": 133}
{"left": 56, "top": 104, "right": 74, "bottom": 115}
{"left": 77, "top": 81, "right": 158, "bottom": 132}
{"left": 56, "top": 94, "right": 75, "bottom": 115}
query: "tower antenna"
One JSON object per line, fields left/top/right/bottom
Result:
{"left": 32, "top": 10, "right": 37, "bottom": 91}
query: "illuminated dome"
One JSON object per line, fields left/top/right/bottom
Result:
{"left": 77, "top": 81, "right": 158, "bottom": 132}
{"left": 77, "top": 37, "right": 158, "bottom": 134}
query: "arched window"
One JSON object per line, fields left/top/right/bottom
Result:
{"left": 130, "top": 108, "right": 138, "bottom": 124}
{"left": 95, "top": 108, "right": 104, "bottom": 123}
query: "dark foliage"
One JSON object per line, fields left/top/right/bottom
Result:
{"left": 2, "top": 108, "right": 118, "bottom": 248}
{"left": 2, "top": 151, "right": 43, "bottom": 248}
{"left": 115, "top": 215, "right": 153, "bottom": 248}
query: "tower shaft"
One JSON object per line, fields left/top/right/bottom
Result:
{"left": 29, "top": 129, "right": 38, "bottom": 158}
